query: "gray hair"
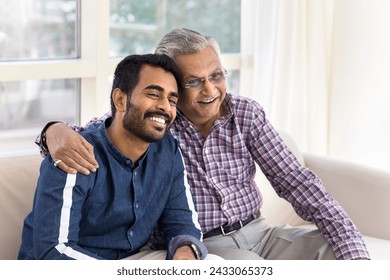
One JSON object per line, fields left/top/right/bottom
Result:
{"left": 155, "top": 28, "right": 221, "bottom": 59}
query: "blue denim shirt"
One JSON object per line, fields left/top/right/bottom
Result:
{"left": 19, "top": 118, "right": 206, "bottom": 260}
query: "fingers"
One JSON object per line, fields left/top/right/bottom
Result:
{"left": 53, "top": 157, "right": 78, "bottom": 174}
{"left": 46, "top": 123, "right": 99, "bottom": 175}
{"left": 65, "top": 139, "right": 98, "bottom": 175}
{"left": 79, "top": 137, "right": 99, "bottom": 170}
{"left": 53, "top": 144, "right": 96, "bottom": 175}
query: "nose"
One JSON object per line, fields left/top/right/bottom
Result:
{"left": 201, "top": 78, "right": 215, "bottom": 96}
{"left": 157, "top": 97, "right": 173, "bottom": 113}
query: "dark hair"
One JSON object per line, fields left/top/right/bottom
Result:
{"left": 110, "top": 54, "right": 181, "bottom": 117}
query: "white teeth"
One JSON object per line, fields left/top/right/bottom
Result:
{"left": 150, "top": 117, "right": 166, "bottom": 124}
{"left": 199, "top": 97, "right": 217, "bottom": 104}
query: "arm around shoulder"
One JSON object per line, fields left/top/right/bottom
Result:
{"left": 41, "top": 122, "right": 98, "bottom": 175}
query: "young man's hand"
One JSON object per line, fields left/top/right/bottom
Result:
{"left": 173, "top": 245, "right": 198, "bottom": 260}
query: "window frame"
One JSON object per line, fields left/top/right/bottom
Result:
{"left": 0, "top": 0, "right": 253, "bottom": 157}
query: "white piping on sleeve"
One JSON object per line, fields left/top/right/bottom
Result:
{"left": 178, "top": 148, "right": 203, "bottom": 241}
{"left": 55, "top": 173, "right": 97, "bottom": 260}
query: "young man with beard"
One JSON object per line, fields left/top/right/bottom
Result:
{"left": 18, "top": 54, "right": 209, "bottom": 260}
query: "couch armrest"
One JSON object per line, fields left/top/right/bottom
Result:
{"left": 303, "top": 153, "right": 390, "bottom": 240}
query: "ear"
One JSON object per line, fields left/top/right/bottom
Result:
{"left": 112, "top": 88, "right": 127, "bottom": 113}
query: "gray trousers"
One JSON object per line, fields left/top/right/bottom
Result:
{"left": 203, "top": 215, "right": 336, "bottom": 260}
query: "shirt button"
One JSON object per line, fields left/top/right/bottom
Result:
{"left": 129, "top": 231, "right": 133, "bottom": 237}
{"left": 126, "top": 160, "right": 131, "bottom": 165}
{"left": 135, "top": 203, "right": 139, "bottom": 209}
{"left": 134, "top": 171, "right": 137, "bottom": 176}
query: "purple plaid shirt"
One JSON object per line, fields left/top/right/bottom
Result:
{"left": 36, "top": 93, "right": 370, "bottom": 259}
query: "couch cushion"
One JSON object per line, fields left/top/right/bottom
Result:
{"left": 296, "top": 224, "right": 390, "bottom": 260}
{"left": 0, "top": 155, "right": 42, "bottom": 259}
{"left": 363, "top": 236, "right": 390, "bottom": 260}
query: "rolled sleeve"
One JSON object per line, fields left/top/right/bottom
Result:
{"left": 167, "top": 234, "right": 208, "bottom": 260}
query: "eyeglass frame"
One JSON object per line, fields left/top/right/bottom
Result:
{"left": 182, "top": 69, "right": 228, "bottom": 90}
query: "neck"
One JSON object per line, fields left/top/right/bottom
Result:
{"left": 107, "top": 118, "right": 148, "bottom": 163}
{"left": 193, "top": 118, "right": 216, "bottom": 138}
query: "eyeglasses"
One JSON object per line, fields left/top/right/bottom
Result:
{"left": 182, "top": 69, "right": 228, "bottom": 90}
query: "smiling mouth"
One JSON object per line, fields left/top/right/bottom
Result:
{"left": 149, "top": 116, "right": 167, "bottom": 125}
{"left": 198, "top": 96, "right": 218, "bottom": 104}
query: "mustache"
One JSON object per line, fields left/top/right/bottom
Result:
{"left": 144, "top": 111, "right": 172, "bottom": 123}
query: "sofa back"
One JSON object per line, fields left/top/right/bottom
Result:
{"left": 0, "top": 155, "right": 42, "bottom": 259}
{"left": 256, "top": 130, "right": 308, "bottom": 227}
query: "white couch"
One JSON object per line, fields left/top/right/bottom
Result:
{"left": 1, "top": 131, "right": 389, "bottom": 259}
{"left": 259, "top": 131, "right": 390, "bottom": 259}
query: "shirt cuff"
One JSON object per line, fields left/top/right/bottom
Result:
{"left": 333, "top": 238, "right": 371, "bottom": 260}
{"left": 35, "top": 121, "right": 62, "bottom": 157}
{"left": 167, "top": 235, "right": 208, "bottom": 260}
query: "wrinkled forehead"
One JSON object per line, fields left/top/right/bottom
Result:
{"left": 174, "top": 46, "right": 222, "bottom": 78}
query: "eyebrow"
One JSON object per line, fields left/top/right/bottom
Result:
{"left": 145, "top": 84, "right": 164, "bottom": 92}
{"left": 144, "top": 84, "right": 179, "bottom": 98}
{"left": 184, "top": 67, "right": 223, "bottom": 79}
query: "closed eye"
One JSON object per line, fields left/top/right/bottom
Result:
{"left": 169, "top": 92, "right": 179, "bottom": 106}
{"left": 169, "top": 98, "right": 178, "bottom": 106}
{"left": 209, "top": 72, "right": 223, "bottom": 81}
{"left": 147, "top": 92, "right": 160, "bottom": 98}
{"left": 186, "top": 78, "right": 203, "bottom": 87}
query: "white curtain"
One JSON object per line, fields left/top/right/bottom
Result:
{"left": 244, "top": 0, "right": 334, "bottom": 155}
{"left": 328, "top": 0, "right": 390, "bottom": 171}
{"left": 242, "top": 0, "right": 390, "bottom": 171}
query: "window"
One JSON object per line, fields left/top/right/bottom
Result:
{"left": 0, "top": 0, "right": 244, "bottom": 157}
{"left": 109, "top": 0, "right": 241, "bottom": 93}
{"left": 0, "top": 0, "right": 78, "bottom": 61}
{"left": 109, "top": 0, "right": 240, "bottom": 56}
{"left": 0, "top": 0, "right": 79, "bottom": 157}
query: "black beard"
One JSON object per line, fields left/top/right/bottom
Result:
{"left": 122, "top": 101, "right": 171, "bottom": 143}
